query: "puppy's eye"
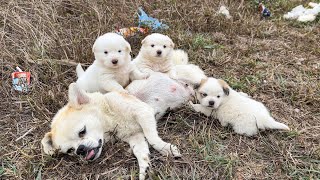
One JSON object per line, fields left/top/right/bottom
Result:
{"left": 201, "top": 93, "right": 207, "bottom": 97}
{"left": 79, "top": 126, "right": 86, "bottom": 138}
{"left": 118, "top": 50, "right": 121, "bottom": 53}
{"left": 151, "top": 44, "right": 155, "bottom": 47}
{"left": 184, "top": 83, "right": 189, "bottom": 87}
{"left": 104, "top": 51, "right": 108, "bottom": 54}
{"left": 163, "top": 45, "right": 166, "bottom": 48}
{"left": 217, "top": 95, "right": 220, "bottom": 98}
{"left": 67, "top": 148, "right": 74, "bottom": 154}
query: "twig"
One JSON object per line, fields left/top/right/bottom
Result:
{"left": 15, "top": 127, "right": 35, "bottom": 141}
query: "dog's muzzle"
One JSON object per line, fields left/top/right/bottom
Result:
{"left": 76, "top": 139, "right": 102, "bottom": 161}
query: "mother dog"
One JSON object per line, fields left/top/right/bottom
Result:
{"left": 41, "top": 83, "right": 181, "bottom": 180}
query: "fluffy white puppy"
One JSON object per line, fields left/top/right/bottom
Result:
{"left": 133, "top": 33, "right": 176, "bottom": 78}
{"left": 190, "top": 78, "right": 290, "bottom": 136}
{"left": 76, "top": 33, "right": 147, "bottom": 93}
{"left": 41, "top": 83, "right": 181, "bottom": 180}
{"left": 126, "top": 73, "right": 194, "bottom": 120}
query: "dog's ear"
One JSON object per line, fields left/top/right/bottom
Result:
{"left": 92, "top": 40, "right": 97, "bottom": 53}
{"left": 41, "top": 132, "right": 56, "bottom": 155}
{"left": 125, "top": 41, "right": 131, "bottom": 52}
{"left": 141, "top": 36, "right": 148, "bottom": 45}
{"left": 218, "top": 79, "right": 230, "bottom": 96}
{"left": 68, "top": 83, "right": 89, "bottom": 109}
{"left": 166, "top": 35, "right": 175, "bottom": 48}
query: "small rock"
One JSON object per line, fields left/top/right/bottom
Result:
{"left": 294, "top": 108, "right": 300, "bottom": 113}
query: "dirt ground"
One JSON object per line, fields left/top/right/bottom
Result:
{"left": 1, "top": 0, "right": 319, "bottom": 179}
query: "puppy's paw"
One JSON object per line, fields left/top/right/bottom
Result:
{"left": 188, "top": 101, "right": 195, "bottom": 107}
{"left": 141, "top": 72, "right": 150, "bottom": 79}
{"left": 157, "top": 143, "right": 181, "bottom": 157}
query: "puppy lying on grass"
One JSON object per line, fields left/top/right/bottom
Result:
{"left": 41, "top": 83, "right": 181, "bottom": 180}
{"left": 133, "top": 33, "right": 177, "bottom": 78}
{"left": 190, "top": 77, "right": 290, "bottom": 136}
{"left": 76, "top": 33, "right": 147, "bottom": 93}
{"left": 126, "top": 73, "right": 194, "bottom": 120}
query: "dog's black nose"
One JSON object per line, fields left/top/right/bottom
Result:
{"left": 209, "top": 101, "right": 215, "bottom": 106}
{"left": 156, "top": 50, "right": 162, "bottom": 55}
{"left": 76, "top": 145, "right": 86, "bottom": 156}
{"left": 111, "top": 59, "right": 118, "bottom": 64}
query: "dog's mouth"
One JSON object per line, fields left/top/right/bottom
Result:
{"left": 84, "top": 147, "right": 100, "bottom": 161}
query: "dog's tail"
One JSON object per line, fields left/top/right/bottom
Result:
{"left": 170, "top": 49, "right": 189, "bottom": 65}
{"left": 257, "top": 117, "right": 290, "bottom": 130}
{"left": 76, "top": 63, "right": 85, "bottom": 78}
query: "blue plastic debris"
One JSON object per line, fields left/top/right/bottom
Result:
{"left": 259, "top": 3, "right": 271, "bottom": 17}
{"left": 138, "top": 7, "right": 169, "bottom": 30}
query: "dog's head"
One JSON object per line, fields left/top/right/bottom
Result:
{"left": 140, "top": 33, "right": 174, "bottom": 61}
{"left": 41, "top": 83, "right": 105, "bottom": 161}
{"left": 194, "top": 78, "right": 230, "bottom": 109}
{"left": 93, "top": 33, "right": 131, "bottom": 69}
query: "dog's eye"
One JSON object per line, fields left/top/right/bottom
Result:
{"left": 217, "top": 95, "right": 220, "bottom": 98}
{"left": 163, "top": 45, "right": 166, "bottom": 48}
{"left": 79, "top": 126, "right": 86, "bottom": 138}
{"left": 151, "top": 44, "right": 154, "bottom": 47}
{"left": 67, "top": 148, "right": 74, "bottom": 154}
{"left": 104, "top": 51, "right": 108, "bottom": 54}
{"left": 118, "top": 50, "right": 121, "bottom": 53}
{"left": 201, "top": 93, "right": 207, "bottom": 97}
{"left": 184, "top": 83, "right": 189, "bottom": 87}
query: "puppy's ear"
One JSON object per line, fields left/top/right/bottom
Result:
{"left": 166, "top": 36, "right": 175, "bottom": 48}
{"left": 68, "top": 83, "right": 89, "bottom": 109}
{"left": 125, "top": 41, "right": 131, "bottom": 52}
{"left": 218, "top": 79, "right": 230, "bottom": 96}
{"left": 141, "top": 36, "right": 148, "bottom": 45}
{"left": 41, "top": 132, "right": 56, "bottom": 155}
{"left": 92, "top": 40, "right": 97, "bottom": 53}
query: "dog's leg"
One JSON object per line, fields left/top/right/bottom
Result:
{"left": 130, "top": 67, "right": 149, "bottom": 80}
{"left": 189, "top": 101, "right": 213, "bottom": 117}
{"left": 134, "top": 110, "right": 181, "bottom": 157}
{"left": 100, "top": 79, "right": 126, "bottom": 92}
{"left": 126, "top": 133, "right": 150, "bottom": 180}
{"left": 168, "top": 68, "right": 177, "bottom": 80}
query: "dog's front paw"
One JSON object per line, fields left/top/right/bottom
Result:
{"left": 188, "top": 101, "right": 195, "bottom": 107}
{"left": 141, "top": 72, "right": 149, "bottom": 79}
{"left": 158, "top": 143, "right": 181, "bottom": 157}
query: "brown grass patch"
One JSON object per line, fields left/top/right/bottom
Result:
{"left": 1, "top": 0, "right": 319, "bottom": 179}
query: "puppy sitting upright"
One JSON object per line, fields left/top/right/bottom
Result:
{"left": 133, "top": 33, "right": 176, "bottom": 78}
{"left": 76, "top": 33, "right": 147, "bottom": 93}
{"left": 190, "top": 78, "right": 290, "bottom": 136}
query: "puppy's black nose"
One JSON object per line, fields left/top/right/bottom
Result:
{"left": 209, "top": 101, "right": 215, "bottom": 106}
{"left": 111, "top": 59, "right": 118, "bottom": 64}
{"left": 156, "top": 50, "right": 162, "bottom": 55}
{"left": 76, "top": 145, "right": 86, "bottom": 156}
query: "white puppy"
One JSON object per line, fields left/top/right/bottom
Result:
{"left": 76, "top": 33, "right": 147, "bottom": 93}
{"left": 126, "top": 73, "right": 194, "bottom": 120}
{"left": 41, "top": 83, "right": 181, "bottom": 180}
{"left": 189, "top": 78, "right": 290, "bottom": 136}
{"left": 133, "top": 33, "right": 176, "bottom": 78}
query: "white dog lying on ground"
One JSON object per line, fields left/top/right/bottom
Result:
{"left": 126, "top": 73, "right": 194, "bottom": 120}
{"left": 189, "top": 77, "right": 290, "bottom": 136}
{"left": 41, "top": 83, "right": 181, "bottom": 180}
{"left": 76, "top": 33, "right": 147, "bottom": 93}
{"left": 133, "top": 33, "right": 177, "bottom": 78}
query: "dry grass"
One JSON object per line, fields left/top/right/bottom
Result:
{"left": 1, "top": 0, "right": 319, "bottom": 179}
